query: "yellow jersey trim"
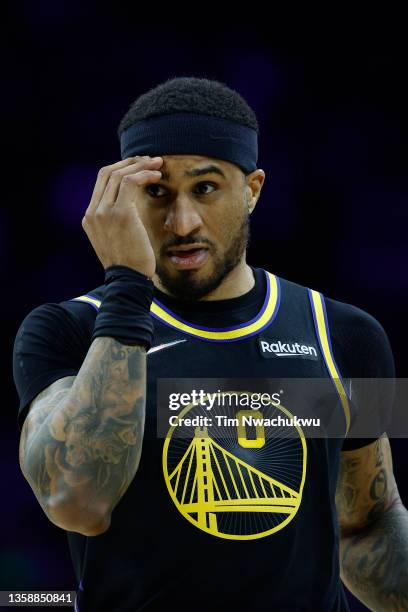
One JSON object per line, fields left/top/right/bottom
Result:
{"left": 150, "top": 272, "right": 280, "bottom": 341}
{"left": 309, "top": 289, "right": 351, "bottom": 434}
{"left": 72, "top": 295, "right": 102, "bottom": 309}
{"left": 71, "top": 271, "right": 280, "bottom": 342}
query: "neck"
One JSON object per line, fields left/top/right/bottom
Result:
{"left": 153, "top": 259, "right": 255, "bottom": 301}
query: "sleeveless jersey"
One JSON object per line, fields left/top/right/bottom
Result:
{"left": 67, "top": 268, "right": 352, "bottom": 611}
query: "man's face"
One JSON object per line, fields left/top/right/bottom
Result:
{"left": 136, "top": 155, "right": 264, "bottom": 300}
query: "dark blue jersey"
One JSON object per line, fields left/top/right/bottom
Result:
{"left": 13, "top": 267, "right": 395, "bottom": 611}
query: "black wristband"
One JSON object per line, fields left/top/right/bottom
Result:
{"left": 104, "top": 265, "right": 152, "bottom": 286}
{"left": 91, "top": 265, "right": 155, "bottom": 350}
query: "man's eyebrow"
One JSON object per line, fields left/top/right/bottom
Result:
{"left": 159, "top": 165, "right": 226, "bottom": 182}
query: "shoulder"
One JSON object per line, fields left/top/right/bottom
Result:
{"left": 322, "top": 294, "right": 392, "bottom": 361}
{"left": 275, "top": 270, "right": 386, "bottom": 336}
{"left": 323, "top": 294, "right": 386, "bottom": 337}
{"left": 62, "top": 285, "right": 106, "bottom": 310}
{"left": 59, "top": 284, "right": 106, "bottom": 316}
{"left": 269, "top": 270, "right": 394, "bottom": 378}
{"left": 273, "top": 268, "right": 389, "bottom": 347}
{"left": 321, "top": 293, "right": 394, "bottom": 378}
{"left": 15, "top": 284, "right": 106, "bottom": 346}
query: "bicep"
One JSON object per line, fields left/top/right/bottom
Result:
{"left": 336, "top": 435, "right": 400, "bottom": 535}
{"left": 19, "top": 376, "right": 76, "bottom": 475}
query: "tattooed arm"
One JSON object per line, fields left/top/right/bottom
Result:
{"left": 336, "top": 435, "right": 408, "bottom": 611}
{"left": 19, "top": 337, "right": 146, "bottom": 537}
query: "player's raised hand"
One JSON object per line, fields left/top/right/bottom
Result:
{"left": 82, "top": 156, "right": 163, "bottom": 278}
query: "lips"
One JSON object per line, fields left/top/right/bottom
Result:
{"left": 167, "top": 246, "right": 209, "bottom": 270}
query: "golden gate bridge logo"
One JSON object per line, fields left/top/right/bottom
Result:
{"left": 163, "top": 399, "right": 307, "bottom": 540}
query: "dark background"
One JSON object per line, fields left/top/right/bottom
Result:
{"left": 2, "top": 7, "right": 407, "bottom": 611}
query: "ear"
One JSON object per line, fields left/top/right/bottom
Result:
{"left": 245, "top": 169, "right": 266, "bottom": 214}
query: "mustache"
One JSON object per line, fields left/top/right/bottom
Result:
{"left": 160, "top": 234, "right": 214, "bottom": 254}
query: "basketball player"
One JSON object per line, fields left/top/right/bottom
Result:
{"left": 13, "top": 78, "right": 408, "bottom": 611}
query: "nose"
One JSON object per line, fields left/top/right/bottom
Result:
{"left": 164, "top": 197, "right": 203, "bottom": 237}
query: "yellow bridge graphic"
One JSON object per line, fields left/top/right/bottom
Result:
{"left": 168, "top": 426, "right": 300, "bottom": 533}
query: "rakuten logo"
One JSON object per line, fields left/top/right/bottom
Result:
{"left": 259, "top": 339, "right": 319, "bottom": 360}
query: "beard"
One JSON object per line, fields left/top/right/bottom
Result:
{"left": 156, "top": 214, "right": 250, "bottom": 301}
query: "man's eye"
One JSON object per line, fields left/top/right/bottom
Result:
{"left": 194, "top": 182, "right": 217, "bottom": 195}
{"left": 146, "top": 182, "right": 216, "bottom": 198}
{"left": 146, "top": 184, "right": 168, "bottom": 198}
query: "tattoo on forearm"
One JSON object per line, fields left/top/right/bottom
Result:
{"left": 337, "top": 437, "right": 408, "bottom": 610}
{"left": 375, "top": 438, "right": 384, "bottom": 468}
{"left": 340, "top": 502, "right": 408, "bottom": 611}
{"left": 336, "top": 436, "right": 397, "bottom": 534}
{"left": 20, "top": 338, "right": 146, "bottom": 520}
{"left": 370, "top": 468, "right": 387, "bottom": 501}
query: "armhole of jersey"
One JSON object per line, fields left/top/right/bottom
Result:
{"left": 69, "top": 294, "right": 101, "bottom": 311}
{"left": 308, "top": 288, "right": 351, "bottom": 436}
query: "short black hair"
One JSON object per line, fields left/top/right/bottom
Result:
{"left": 117, "top": 77, "right": 259, "bottom": 138}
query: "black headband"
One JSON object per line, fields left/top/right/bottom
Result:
{"left": 120, "top": 113, "right": 258, "bottom": 173}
